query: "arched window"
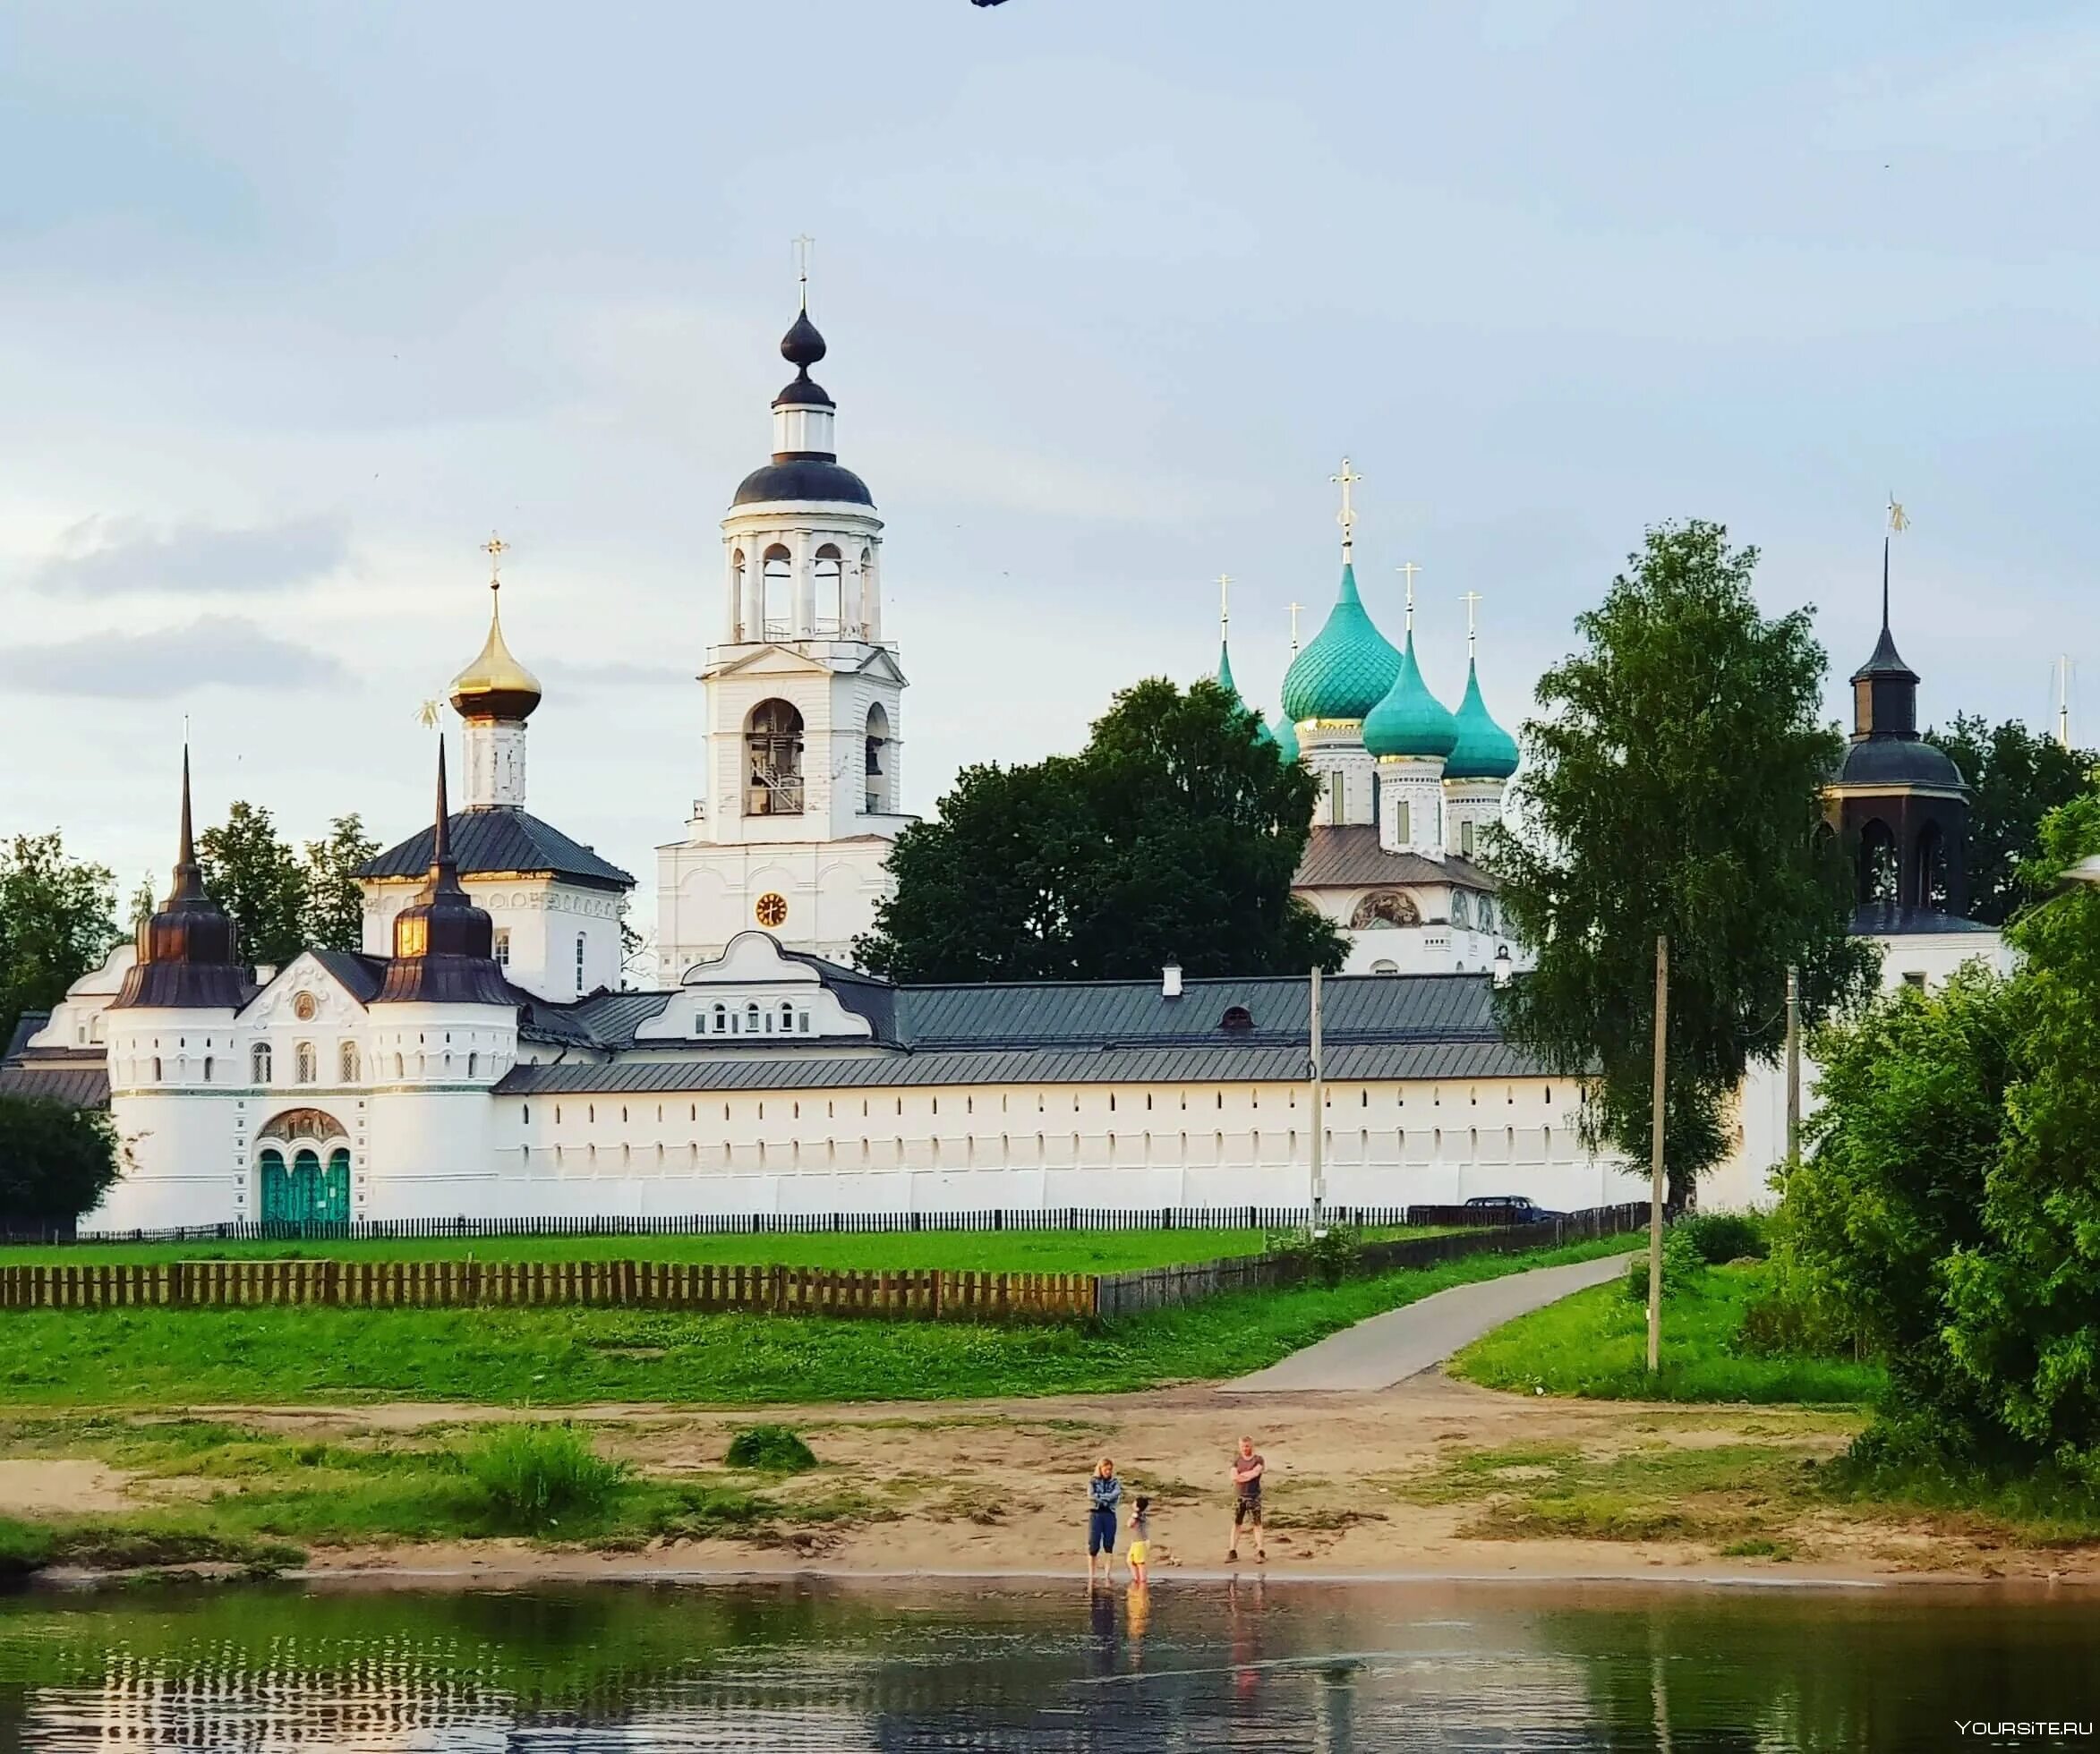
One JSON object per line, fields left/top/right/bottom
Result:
{"left": 468, "top": 1052, "right": 479, "bottom": 1078}
{"left": 251, "top": 1043, "right": 272, "bottom": 1085}
{"left": 730, "top": 548, "right": 748, "bottom": 639}
{"left": 745, "top": 699, "right": 805, "bottom": 815}
{"left": 780, "top": 1000, "right": 795, "bottom": 1034}
{"left": 713, "top": 1002, "right": 728, "bottom": 1035}
{"left": 338, "top": 1041, "right": 359, "bottom": 1083}
{"left": 295, "top": 1042, "right": 317, "bottom": 1085}
{"left": 203, "top": 1055, "right": 214, "bottom": 1083}
{"left": 746, "top": 1001, "right": 761, "bottom": 1035}
{"left": 1370, "top": 959, "right": 1399, "bottom": 975}
{"left": 813, "top": 545, "right": 844, "bottom": 633}
{"left": 151, "top": 1056, "right": 162, "bottom": 1082}
{"left": 762, "top": 545, "right": 793, "bottom": 638}
{"left": 394, "top": 1052, "right": 405, "bottom": 1080}
{"left": 1858, "top": 819, "right": 1899, "bottom": 904}
{"left": 1219, "top": 1004, "right": 1253, "bottom": 1032}
{"left": 1915, "top": 822, "right": 1949, "bottom": 911}
{"left": 865, "top": 703, "right": 892, "bottom": 814}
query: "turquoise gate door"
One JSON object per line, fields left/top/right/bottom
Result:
{"left": 255, "top": 1119, "right": 351, "bottom": 1227}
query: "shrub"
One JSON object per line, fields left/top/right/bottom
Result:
{"left": 1623, "top": 1225, "right": 1703, "bottom": 1305}
{"left": 0, "top": 1094, "right": 119, "bottom": 1225}
{"left": 722, "top": 1425, "right": 817, "bottom": 1474}
{"left": 461, "top": 1423, "right": 628, "bottom": 1529}
{"left": 1272, "top": 1222, "right": 1363, "bottom": 1288}
{"left": 1678, "top": 1210, "right": 1768, "bottom": 1265}
{"left": 0, "top": 1515, "right": 55, "bottom": 1579}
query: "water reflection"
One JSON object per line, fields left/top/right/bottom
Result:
{"left": 0, "top": 1577, "right": 2091, "bottom": 1750}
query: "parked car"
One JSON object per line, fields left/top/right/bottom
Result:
{"left": 1462, "top": 1195, "right": 1566, "bottom": 1223}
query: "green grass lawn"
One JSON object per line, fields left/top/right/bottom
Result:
{"left": 0, "top": 1233, "right": 1639, "bottom": 1409}
{"left": 1450, "top": 1260, "right": 1885, "bottom": 1405}
{"left": 1, "top": 1225, "right": 1449, "bottom": 1274}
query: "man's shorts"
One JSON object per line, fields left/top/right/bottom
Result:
{"left": 1088, "top": 1507, "right": 1117, "bottom": 1554}
{"left": 1234, "top": 1494, "right": 1261, "bottom": 1526}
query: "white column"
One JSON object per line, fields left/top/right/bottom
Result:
{"left": 724, "top": 539, "right": 744, "bottom": 643}
{"left": 792, "top": 531, "right": 815, "bottom": 636}
{"left": 862, "top": 543, "right": 882, "bottom": 642}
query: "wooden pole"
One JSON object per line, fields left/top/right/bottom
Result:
{"left": 1646, "top": 933, "right": 1669, "bottom": 1375}
{"left": 1309, "top": 965, "right": 1327, "bottom": 1235}
{"left": 1784, "top": 963, "right": 1801, "bottom": 1174}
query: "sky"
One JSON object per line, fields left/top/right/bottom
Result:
{"left": 3, "top": 1, "right": 2096, "bottom": 954}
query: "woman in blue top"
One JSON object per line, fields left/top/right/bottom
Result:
{"left": 1087, "top": 1457, "right": 1122, "bottom": 1585}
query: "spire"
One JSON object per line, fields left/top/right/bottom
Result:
{"left": 109, "top": 745, "right": 250, "bottom": 1010}
{"left": 1445, "top": 592, "right": 1519, "bottom": 781}
{"left": 173, "top": 741, "right": 201, "bottom": 896}
{"left": 377, "top": 734, "right": 511, "bottom": 1005}
{"left": 431, "top": 736, "right": 455, "bottom": 875}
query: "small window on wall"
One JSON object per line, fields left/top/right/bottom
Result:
{"left": 1902, "top": 971, "right": 1927, "bottom": 991}
{"left": 494, "top": 929, "right": 511, "bottom": 967}
{"left": 1461, "top": 819, "right": 1478, "bottom": 857}
{"left": 713, "top": 1003, "right": 728, "bottom": 1035}
{"left": 1327, "top": 773, "right": 1346, "bottom": 825}
{"left": 574, "top": 933, "right": 586, "bottom": 995}
{"left": 251, "top": 1043, "right": 272, "bottom": 1085}
{"left": 295, "top": 1042, "right": 317, "bottom": 1084}
{"left": 1392, "top": 798, "right": 1410, "bottom": 843}
{"left": 339, "top": 1041, "right": 360, "bottom": 1082}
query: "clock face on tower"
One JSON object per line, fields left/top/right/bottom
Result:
{"left": 755, "top": 892, "right": 789, "bottom": 929}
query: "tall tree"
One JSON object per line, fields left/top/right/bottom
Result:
{"left": 0, "top": 834, "right": 118, "bottom": 1052}
{"left": 0, "top": 1095, "right": 119, "bottom": 1230}
{"left": 859, "top": 677, "right": 1343, "bottom": 981}
{"left": 197, "top": 802, "right": 309, "bottom": 969}
{"left": 300, "top": 814, "right": 379, "bottom": 952}
{"left": 1924, "top": 714, "right": 2096, "bottom": 925}
{"left": 1490, "top": 521, "right": 1874, "bottom": 1203}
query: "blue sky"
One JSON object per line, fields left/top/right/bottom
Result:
{"left": 3, "top": 1, "right": 2095, "bottom": 945}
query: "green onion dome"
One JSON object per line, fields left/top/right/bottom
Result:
{"left": 1216, "top": 640, "right": 1278, "bottom": 747}
{"left": 1276, "top": 712, "right": 1300, "bottom": 762}
{"left": 1362, "top": 630, "right": 1459, "bottom": 760}
{"left": 1445, "top": 657, "right": 1520, "bottom": 779}
{"left": 1280, "top": 563, "right": 1401, "bottom": 723}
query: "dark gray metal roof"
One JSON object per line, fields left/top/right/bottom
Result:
{"left": 1836, "top": 737, "right": 1964, "bottom": 791}
{"left": 1293, "top": 825, "right": 1500, "bottom": 891}
{"left": 495, "top": 1035, "right": 1545, "bottom": 1097}
{"left": 305, "top": 949, "right": 388, "bottom": 1005}
{"left": 1852, "top": 903, "right": 1999, "bottom": 938}
{"left": 359, "top": 809, "right": 635, "bottom": 891}
{"left": 0, "top": 1061, "right": 111, "bottom": 1110}
{"left": 517, "top": 990, "right": 673, "bottom": 1051}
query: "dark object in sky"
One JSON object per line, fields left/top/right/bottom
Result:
{"left": 971, "top": 1, "right": 1009, "bottom": 7}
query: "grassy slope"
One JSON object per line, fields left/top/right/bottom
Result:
{"left": 0, "top": 1234, "right": 1640, "bottom": 1409}
{"left": 0, "top": 1226, "right": 1447, "bottom": 1273}
{"left": 1450, "top": 1261, "right": 1885, "bottom": 1405}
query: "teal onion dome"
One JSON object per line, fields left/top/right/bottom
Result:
{"left": 1280, "top": 563, "right": 1401, "bottom": 723}
{"left": 1216, "top": 640, "right": 1277, "bottom": 746}
{"left": 1445, "top": 658, "right": 1520, "bottom": 779}
{"left": 1276, "top": 712, "right": 1300, "bottom": 762}
{"left": 1363, "top": 631, "right": 1459, "bottom": 760}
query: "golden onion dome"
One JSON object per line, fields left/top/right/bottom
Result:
{"left": 449, "top": 586, "right": 542, "bottom": 722}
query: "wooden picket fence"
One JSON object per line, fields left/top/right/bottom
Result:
{"left": 0, "top": 1257, "right": 1094, "bottom": 1323}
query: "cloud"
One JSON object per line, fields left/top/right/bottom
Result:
{"left": 29, "top": 514, "right": 349, "bottom": 597}
{"left": 0, "top": 615, "right": 345, "bottom": 698}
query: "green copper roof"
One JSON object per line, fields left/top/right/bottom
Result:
{"left": 1217, "top": 640, "right": 1278, "bottom": 746}
{"left": 1280, "top": 563, "right": 1401, "bottom": 722}
{"left": 1445, "top": 656, "right": 1519, "bottom": 779}
{"left": 1275, "top": 712, "right": 1300, "bottom": 762}
{"left": 1363, "top": 630, "right": 1459, "bottom": 760}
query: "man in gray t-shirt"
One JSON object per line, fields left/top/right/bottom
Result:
{"left": 1227, "top": 1435, "right": 1265, "bottom": 1563}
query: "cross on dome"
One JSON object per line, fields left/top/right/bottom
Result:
{"left": 483, "top": 532, "right": 508, "bottom": 592}
{"left": 1330, "top": 458, "right": 1362, "bottom": 555}
{"left": 1398, "top": 560, "right": 1422, "bottom": 631}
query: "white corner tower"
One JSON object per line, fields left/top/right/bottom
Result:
{"left": 655, "top": 283, "right": 912, "bottom": 978}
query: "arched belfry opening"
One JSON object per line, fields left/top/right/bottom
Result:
{"left": 761, "top": 547, "right": 793, "bottom": 640}
{"left": 865, "top": 702, "right": 892, "bottom": 813}
{"left": 1857, "top": 818, "right": 1899, "bottom": 905}
{"left": 814, "top": 546, "right": 844, "bottom": 634}
{"left": 746, "top": 699, "right": 806, "bottom": 816}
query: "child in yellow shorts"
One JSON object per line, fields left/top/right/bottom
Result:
{"left": 1126, "top": 1494, "right": 1152, "bottom": 1586}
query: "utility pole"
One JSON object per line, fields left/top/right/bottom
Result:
{"left": 1646, "top": 934, "right": 1669, "bottom": 1375}
{"left": 1309, "top": 965, "right": 1326, "bottom": 1236}
{"left": 1784, "top": 964, "right": 1801, "bottom": 1175}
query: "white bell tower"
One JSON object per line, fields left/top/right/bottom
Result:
{"left": 655, "top": 276, "right": 911, "bottom": 979}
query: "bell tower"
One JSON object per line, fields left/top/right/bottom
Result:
{"left": 655, "top": 273, "right": 911, "bottom": 979}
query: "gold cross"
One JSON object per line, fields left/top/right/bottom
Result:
{"left": 1216, "top": 572, "right": 1233, "bottom": 633}
{"left": 1461, "top": 589, "right": 1483, "bottom": 651}
{"left": 482, "top": 532, "right": 509, "bottom": 592}
{"left": 793, "top": 234, "right": 815, "bottom": 304}
{"left": 1330, "top": 458, "right": 1362, "bottom": 549}
{"left": 1887, "top": 496, "right": 1908, "bottom": 534}
{"left": 1288, "top": 601, "right": 1303, "bottom": 651}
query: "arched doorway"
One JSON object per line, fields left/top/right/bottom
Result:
{"left": 257, "top": 1109, "right": 350, "bottom": 1226}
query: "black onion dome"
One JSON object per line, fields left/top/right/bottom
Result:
{"left": 781, "top": 309, "right": 827, "bottom": 368}
{"left": 772, "top": 371, "right": 834, "bottom": 409}
{"left": 377, "top": 740, "right": 515, "bottom": 1007}
{"left": 733, "top": 458, "right": 875, "bottom": 507}
{"left": 111, "top": 747, "right": 253, "bottom": 1010}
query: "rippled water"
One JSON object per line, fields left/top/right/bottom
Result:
{"left": 0, "top": 1577, "right": 2093, "bottom": 1750}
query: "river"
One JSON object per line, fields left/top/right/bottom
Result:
{"left": 0, "top": 1576, "right": 2091, "bottom": 1750}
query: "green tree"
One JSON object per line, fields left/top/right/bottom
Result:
{"left": 1937, "top": 787, "right": 2100, "bottom": 1476}
{"left": 0, "top": 834, "right": 118, "bottom": 1052}
{"left": 1925, "top": 713, "right": 2096, "bottom": 925}
{"left": 1490, "top": 521, "right": 1874, "bottom": 1203}
{"left": 126, "top": 874, "right": 157, "bottom": 930}
{"left": 858, "top": 677, "right": 1343, "bottom": 981}
{"left": 0, "top": 1094, "right": 120, "bottom": 1228}
{"left": 197, "top": 802, "right": 309, "bottom": 969}
{"left": 300, "top": 814, "right": 379, "bottom": 952}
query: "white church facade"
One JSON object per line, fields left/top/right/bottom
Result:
{"left": 3, "top": 297, "right": 1628, "bottom": 1233}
